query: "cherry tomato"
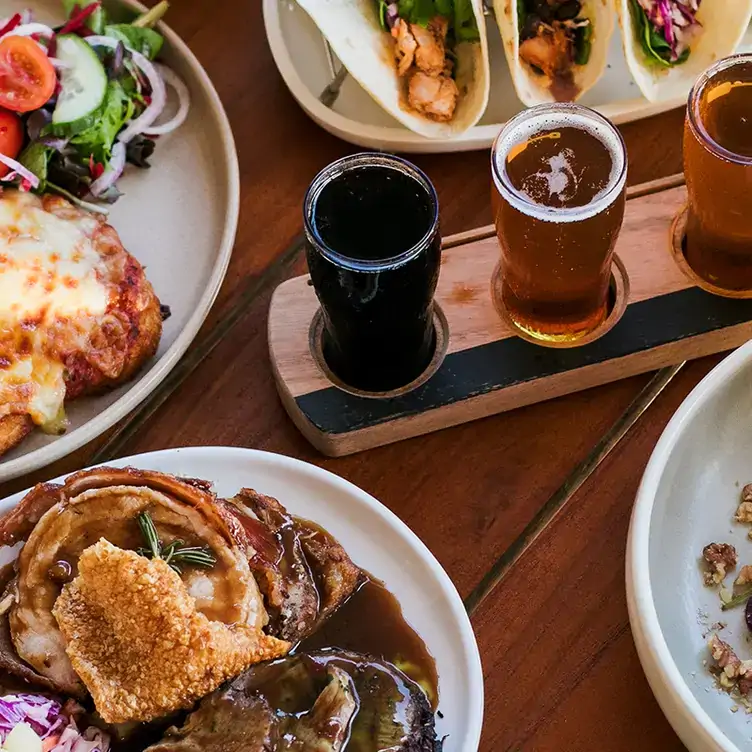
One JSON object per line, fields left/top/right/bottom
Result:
{"left": 0, "top": 109, "right": 23, "bottom": 178}
{"left": 0, "top": 36, "right": 57, "bottom": 114}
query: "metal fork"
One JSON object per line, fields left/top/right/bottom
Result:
{"left": 317, "top": 0, "right": 496, "bottom": 108}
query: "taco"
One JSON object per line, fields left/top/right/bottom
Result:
{"left": 294, "top": 0, "right": 490, "bottom": 137}
{"left": 619, "top": 0, "right": 752, "bottom": 101}
{"left": 494, "top": 0, "right": 614, "bottom": 104}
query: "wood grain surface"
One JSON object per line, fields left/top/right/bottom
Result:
{"left": 0, "top": 0, "right": 715, "bottom": 749}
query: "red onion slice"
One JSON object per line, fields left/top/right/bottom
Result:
{"left": 0, "top": 22, "right": 55, "bottom": 44}
{"left": 0, "top": 154, "right": 40, "bottom": 190}
{"left": 85, "top": 35, "right": 166, "bottom": 143}
{"left": 142, "top": 64, "right": 190, "bottom": 136}
{"left": 89, "top": 141, "right": 126, "bottom": 197}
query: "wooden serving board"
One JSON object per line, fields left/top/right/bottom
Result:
{"left": 269, "top": 174, "right": 752, "bottom": 457}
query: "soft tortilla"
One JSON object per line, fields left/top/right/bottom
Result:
{"left": 294, "top": 0, "right": 490, "bottom": 137}
{"left": 618, "top": 0, "right": 752, "bottom": 102}
{"left": 493, "top": 0, "right": 614, "bottom": 105}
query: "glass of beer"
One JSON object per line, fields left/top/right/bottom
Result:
{"left": 684, "top": 54, "right": 752, "bottom": 293}
{"left": 491, "top": 103, "right": 627, "bottom": 343}
{"left": 304, "top": 153, "right": 441, "bottom": 393}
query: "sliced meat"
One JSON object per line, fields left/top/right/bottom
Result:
{"left": 226, "top": 489, "right": 362, "bottom": 644}
{"left": 0, "top": 482, "right": 62, "bottom": 546}
{"left": 144, "top": 693, "right": 278, "bottom": 752}
{"left": 298, "top": 526, "right": 363, "bottom": 632}
{"left": 0, "top": 574, "right": 63, "bottom": 696}
{"left": 519, "top": 25, "right": 572, "bottom": 78}
{"left": 226, "top": 489, "right": 320, "bottom": 643}
{"left": 408, "top": 71, "right": 459, "bottom": 122}
{"left": 10, "top": 468, "right": 269, "bottom": 696}
{"left": 184, "top": 650, "right": 442, "bottom": 752}
{"left": 392, "top": 18, "right": 417, "bottom": 76}
{"left": 281, "top": 666, "right": 357, "bottom": 751}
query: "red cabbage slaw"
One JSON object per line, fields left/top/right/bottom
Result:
{"left": 635, "top": 0, "right": 701, "bottom": 63}
{"left": 0, "top": 694, "right": 109, "bottom": 751}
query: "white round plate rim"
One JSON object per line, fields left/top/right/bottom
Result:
{"left": 627, "top": 340, "right": 752, "bottom": 752}
{"left": 0, "top": 1, "right": 240, "bottom": 483}
{"left": 1, "top": 445, "right": 485, "bottom": 751}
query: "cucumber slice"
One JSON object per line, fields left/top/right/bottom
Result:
{"left": 52, "top": 35, "right": 107, "bottom": 131}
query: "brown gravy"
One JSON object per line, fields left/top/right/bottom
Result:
{"left": 300, "top": 578, "right": 440, "bottom": 708}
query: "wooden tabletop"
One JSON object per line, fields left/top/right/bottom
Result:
{"left": 0, "top": 1, "right": 716, "bottom": 749}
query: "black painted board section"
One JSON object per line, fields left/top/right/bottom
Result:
{"left": 295, "top": 287, "right": 752, "bottom": 435}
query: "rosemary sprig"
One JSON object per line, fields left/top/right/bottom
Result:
{"left": 136, "top": 512, "right": 216, "bottom": 574}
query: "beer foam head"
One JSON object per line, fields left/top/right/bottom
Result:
{"left": 492, "top": 106, "right": 627, "bottom": 223}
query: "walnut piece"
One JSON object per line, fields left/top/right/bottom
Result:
{"left": 703, "top": 543, "right": 738, "bottom": 586}
{"left": 736, "top": 566, "right": 752, "bottom": 586}
{"left": 708, "top": 634, "right": 752, "bottom": 693}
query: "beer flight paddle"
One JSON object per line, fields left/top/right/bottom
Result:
{"left": 268, "top": 56, "right": 752, "bottom": 456}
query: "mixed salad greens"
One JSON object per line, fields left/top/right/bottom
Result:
{"left": 0, "top": 1, "right": 189, "bottom": 213}
{"left": 0, "top": 693, "right": 110, "bottom": 751}
{"left": 377, "top": 0, "right": 480, "bottom": 44}
{"left": 630, "top": 0, "right": 701, "bottom": 66}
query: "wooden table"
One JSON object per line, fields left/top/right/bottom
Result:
{"left": 0, "top": 1, "right": 713, "bottom": 749}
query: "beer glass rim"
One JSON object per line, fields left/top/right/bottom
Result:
{"left": 687, "top": 53, "right": 752, "bottom": 167}
{"left": 491, "top": 103, "right": 627, "bottom": 223}
{"left": 304, "top": 152, "right": 440, "bottom": 272}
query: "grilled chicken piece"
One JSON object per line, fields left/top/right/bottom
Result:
{"left": 519, "top": 25, "right": 572, "bottom": 77}
{"left": 392, "top": 19, "right": 417, "bottom": 76}
{"left": 408, "top": 72, "right": 459, "bottom": 122}
{"left": 411, "top": 20, "right": 446, "bottom": 77}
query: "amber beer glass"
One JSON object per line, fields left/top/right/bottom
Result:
{"left": 491, "top": 104, "right": 627, "bottom": 342}
{"left": 684, "top": 54, "right": 752, "bottom": 292}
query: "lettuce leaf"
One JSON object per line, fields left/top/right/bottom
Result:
{"left": 70, "top": 81, "right": 135, "bottom": 164}
{"left": 454, "top": 0, "right": 480, "bottom": 40}
{"left": 18, "top": 143, "right": 49, "bottom": 190}
{"left": 104, "top": 23, "right": 164, "bottom": 59}
{"left": 393, "top": 0, "right": 480, "bottom": 40}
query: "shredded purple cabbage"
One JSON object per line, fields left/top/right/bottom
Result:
{"left": 637, "top": 0, "right": 701, "bottom": 61}
{"left": 0, "top": 695, "right": 110, "bottom": 752}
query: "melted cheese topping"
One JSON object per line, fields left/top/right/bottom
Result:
{"left": 0, "top": 192, "right": 111, "bottom": 432}
{"left": 0, "top": 193, "right": 107, "bottom": 320}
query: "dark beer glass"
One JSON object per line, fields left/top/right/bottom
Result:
{"left": 304, "top": 153, "right": 441, "bottom": 393}
{"left": 491, "top": 103, "right": 627, "bottom": 343}
{"left": 684, "top": 54, "right": 752, "bottom": 293}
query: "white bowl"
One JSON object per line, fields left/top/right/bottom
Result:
{"left": 628, "top": 340, "right": 752, "bottom": 752}
{"left": 0, "top": 446, "right": 484, "bottom": 750}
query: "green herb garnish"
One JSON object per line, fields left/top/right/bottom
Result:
{"left": 136, "top": 512, "right": 216, "bottom": 574}
{"left": 720, "top": 584, "right": 752, "bottom": 611}
{"left": 386, "top": 0, "right": 479, "bottom": 41}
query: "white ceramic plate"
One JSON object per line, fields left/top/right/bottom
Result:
{"left": 264, "top": 0, "right": 752, "bottom": 153}
{"left": 0, "top": 0, "right": 239, "bottom": 482}
{"left": 0, "top": 446, "right": 484, "bottom": 750}
{"left": 628, "top": 340, "right": 752, "bottom": 752}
